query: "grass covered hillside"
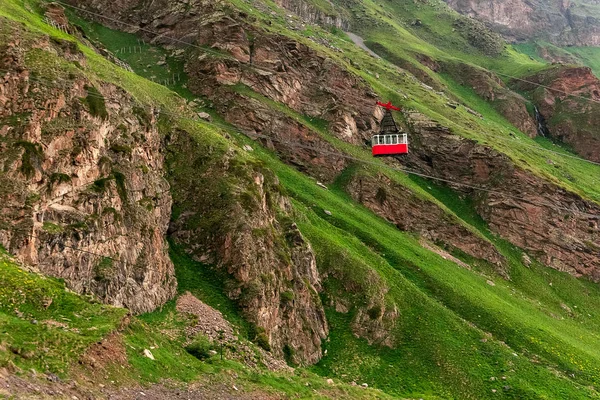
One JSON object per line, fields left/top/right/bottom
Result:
{"left": 1, "top": 0, "right": 600, "bottom": 398}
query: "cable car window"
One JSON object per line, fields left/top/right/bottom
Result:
{"left": 385, "top": 136, "right": 391, "bottom": 144}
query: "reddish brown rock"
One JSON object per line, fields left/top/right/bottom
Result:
{"left": 511, "top": 66, "right": 600, "bottom": 163}
{"left": 404, "top": 111, "right": 600, "bottom": 281}
{"left": 0, "top": 34, "right": 176, "bottom": 313}
{"left": 442, "top": 61, "right": 537, "bottom": 137}
{"left": 346, "top": 172, "right": 507, "bottom": 274}
{"left": 446, "top": 0, "right": 600, "bottom": 46}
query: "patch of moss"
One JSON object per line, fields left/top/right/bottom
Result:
{"left": 185, "top": 335, "right": 214, "bottom": 360}
{"left": 14, "top": 141, "right": 43, "bottom": 178}
{"left": 83, "top": 85, "right": 108, "bottom": 120}
{"left": 280, "top": 290, "right": 294, "bottom": 304}
{"left": 49, "top": 172, "right": 71, "bottom": 185}
{"left": 255, "top": 330, "right": 271, "bottom": 352}
{"left": 112, "top": 170, "right": 127, "bottom": 202}
{"left": 41, "top": 222, "right": 64, "bottom": 234}
{"left": 93, "top": 256, "right": 114, "bottom": 282}
{"left": 110, "top": 143, "right": 133, "bottom": 154}
{"left": 132, "top": 105, "right": 151, "bottom": 127}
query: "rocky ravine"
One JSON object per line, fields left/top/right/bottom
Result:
{"left": 0, "top": 32, "right": 176, "bottom": 313}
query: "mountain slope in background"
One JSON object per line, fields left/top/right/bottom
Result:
{"left": 1, "top": 0, "right": 600, "bottom": 398}
{"left": 444, "top": 0, "right": 600, "bottom": 46}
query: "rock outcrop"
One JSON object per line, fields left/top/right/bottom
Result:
{"left": 511, "top": 66, "right": 600, "bottom": 163}
{"left": 445, "top": 0, "right": 600, "bottom": 46}
{"left": 186, "top": 15, "right": 381, "bottom": 143}
{"left": 346, "top": 171, "right": 507, "bottom": 274}
{"left": 0, "top": 32, "right": 176, "bottom": 313}
{"left": 274, "top": 0, "right": 350, "bottom": 30}
{"left": 166, "top": 127, "right": 328, "bottom": 365}
{"left": 441, "top": 61, "right": 537, "bottom": 137}
{"left": 404, "top": 111, "right": 600, "bottom": 281}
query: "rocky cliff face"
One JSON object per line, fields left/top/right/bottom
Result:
{"left": 445, "top": 0, "right": 600, "bottom": 45}
{"left": 511, "top": 66, "right": 600, "bottom": 163}
{"left": 166, "top": 127, "right": 328, "bottom": 365}
{"left": 441, "top": 61, "right": 537, "bottom": 137}
{"left": 185, "top": 13, "right": 380, "bottom": 144}
{"left": 405, "top": 111, "right": 600, "bottom": 281}
{"left": 0, "top": 31, "right": 176, "bottom": 313}
{"left": 346, "top": 172, "right": 507, "bottom": 275}
{"left": 274, "top": 0, "right": 349, "bottom": 30}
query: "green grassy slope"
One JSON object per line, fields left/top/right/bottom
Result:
{"left": 241, "top": 137, "right": 600, "bottom": 399}
{"left": 0, "top": 249, "right": 126, "bottom": 376}
{"left": 514, "top": 41, "right": 600, "bottom": 78}
{"left": 2, "top": 0, "right": 600, "bottom": 399}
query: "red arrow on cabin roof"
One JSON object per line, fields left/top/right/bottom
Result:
{"left": 376, "top": 101, "right": 401, "bottom": 111}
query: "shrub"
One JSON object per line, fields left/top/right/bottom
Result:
{"left": 283, "top": 344, "right": 295, "bottom": 365}
{"left": 367, "top": 304, "right": 383, "bottom": 320}
{"left": 256, "top": 332, "right": 271, "bottom": 352}
{"left": 83, "top": 85, "right": 108, "bottom": 119}
{"left": 49, "top": 172, "right": 71, "bottom": 185}
{"left": 185, "top": 335, "right": 214, "bottom": 360}
{"left": 280, "top": 290, "right": 295, "bottom": 304}
{"left": 14, "top": 141, "right": 43, "bottom": 178}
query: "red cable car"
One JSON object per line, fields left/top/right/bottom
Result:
{"left": 372, "top": 101, "right": 408, "bottom": 156}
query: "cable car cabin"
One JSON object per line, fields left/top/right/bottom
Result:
{"left": 372, "top": 102, "right": 408, "bottom": 156}
{"left": 372, "top": 133, "right": 408, "bottom": 156}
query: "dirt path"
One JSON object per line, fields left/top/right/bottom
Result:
{"left": 345, "top": 32, "right": 381, "bottom": 59}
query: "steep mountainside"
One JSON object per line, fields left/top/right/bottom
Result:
{"left": 2, "top": 0, "right": 600, "bottom": 398}
{"left": 445, "top": 0, "right": 600, "bottom": 46}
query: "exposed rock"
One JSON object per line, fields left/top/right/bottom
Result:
{"left": 441, "top": 61, "right": 537, "bottom": 137}
{"left": 445, "top": 0, "right": 600, "bottom": 46}
{"left": 273, "top": 0, "right": 350, "bottom": 30}
{"left": 166, "top": 129, "right": 328, "bottom": 366}
{"left": 346, "top": 172, "right": 507, "bottom": 273}
{"left": 0, "top": 32, "right": 176, "bottom": 313}
{"left": 186, "top": 17, "right": 382, "bottom": 145}
{"left": 197, "top": 112, "right": 212, "bottom": 121}
{"left": 511, "top": 66, "right": 600, "bottom": 163}
{"left": 143, "top": 349, "right": 154, "bottom": 360}
{"left": 404, "top": 111, "right": 600, "bottom": 281}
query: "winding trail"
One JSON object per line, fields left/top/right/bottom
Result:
{"left": 345, "top": 32, "right": 381, "bottom": 59}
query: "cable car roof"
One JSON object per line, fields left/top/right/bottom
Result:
{"left": 379, "top": 109, "right": 400, "bottom": 135}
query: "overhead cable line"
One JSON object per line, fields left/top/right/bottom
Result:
{"left": 2, "top": 69, "right": 599, "bottom": 218}
{"left": 43, "top": 2, "right": 600, "bottom": 169}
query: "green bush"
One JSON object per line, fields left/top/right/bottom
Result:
{"left": 50, "top": 172, "right": 71, "bottom": 185}
{"left": 256, "top": 332, "right": 271, "bottom": 352}
{"left": 280, "top": 290, "right": 294, "bottom": 304}
{"left": 185, "top": 335, "right": 214, "bottom": 360}
{"left": 83, "top": 85, "right": 108, "bottom": 119}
